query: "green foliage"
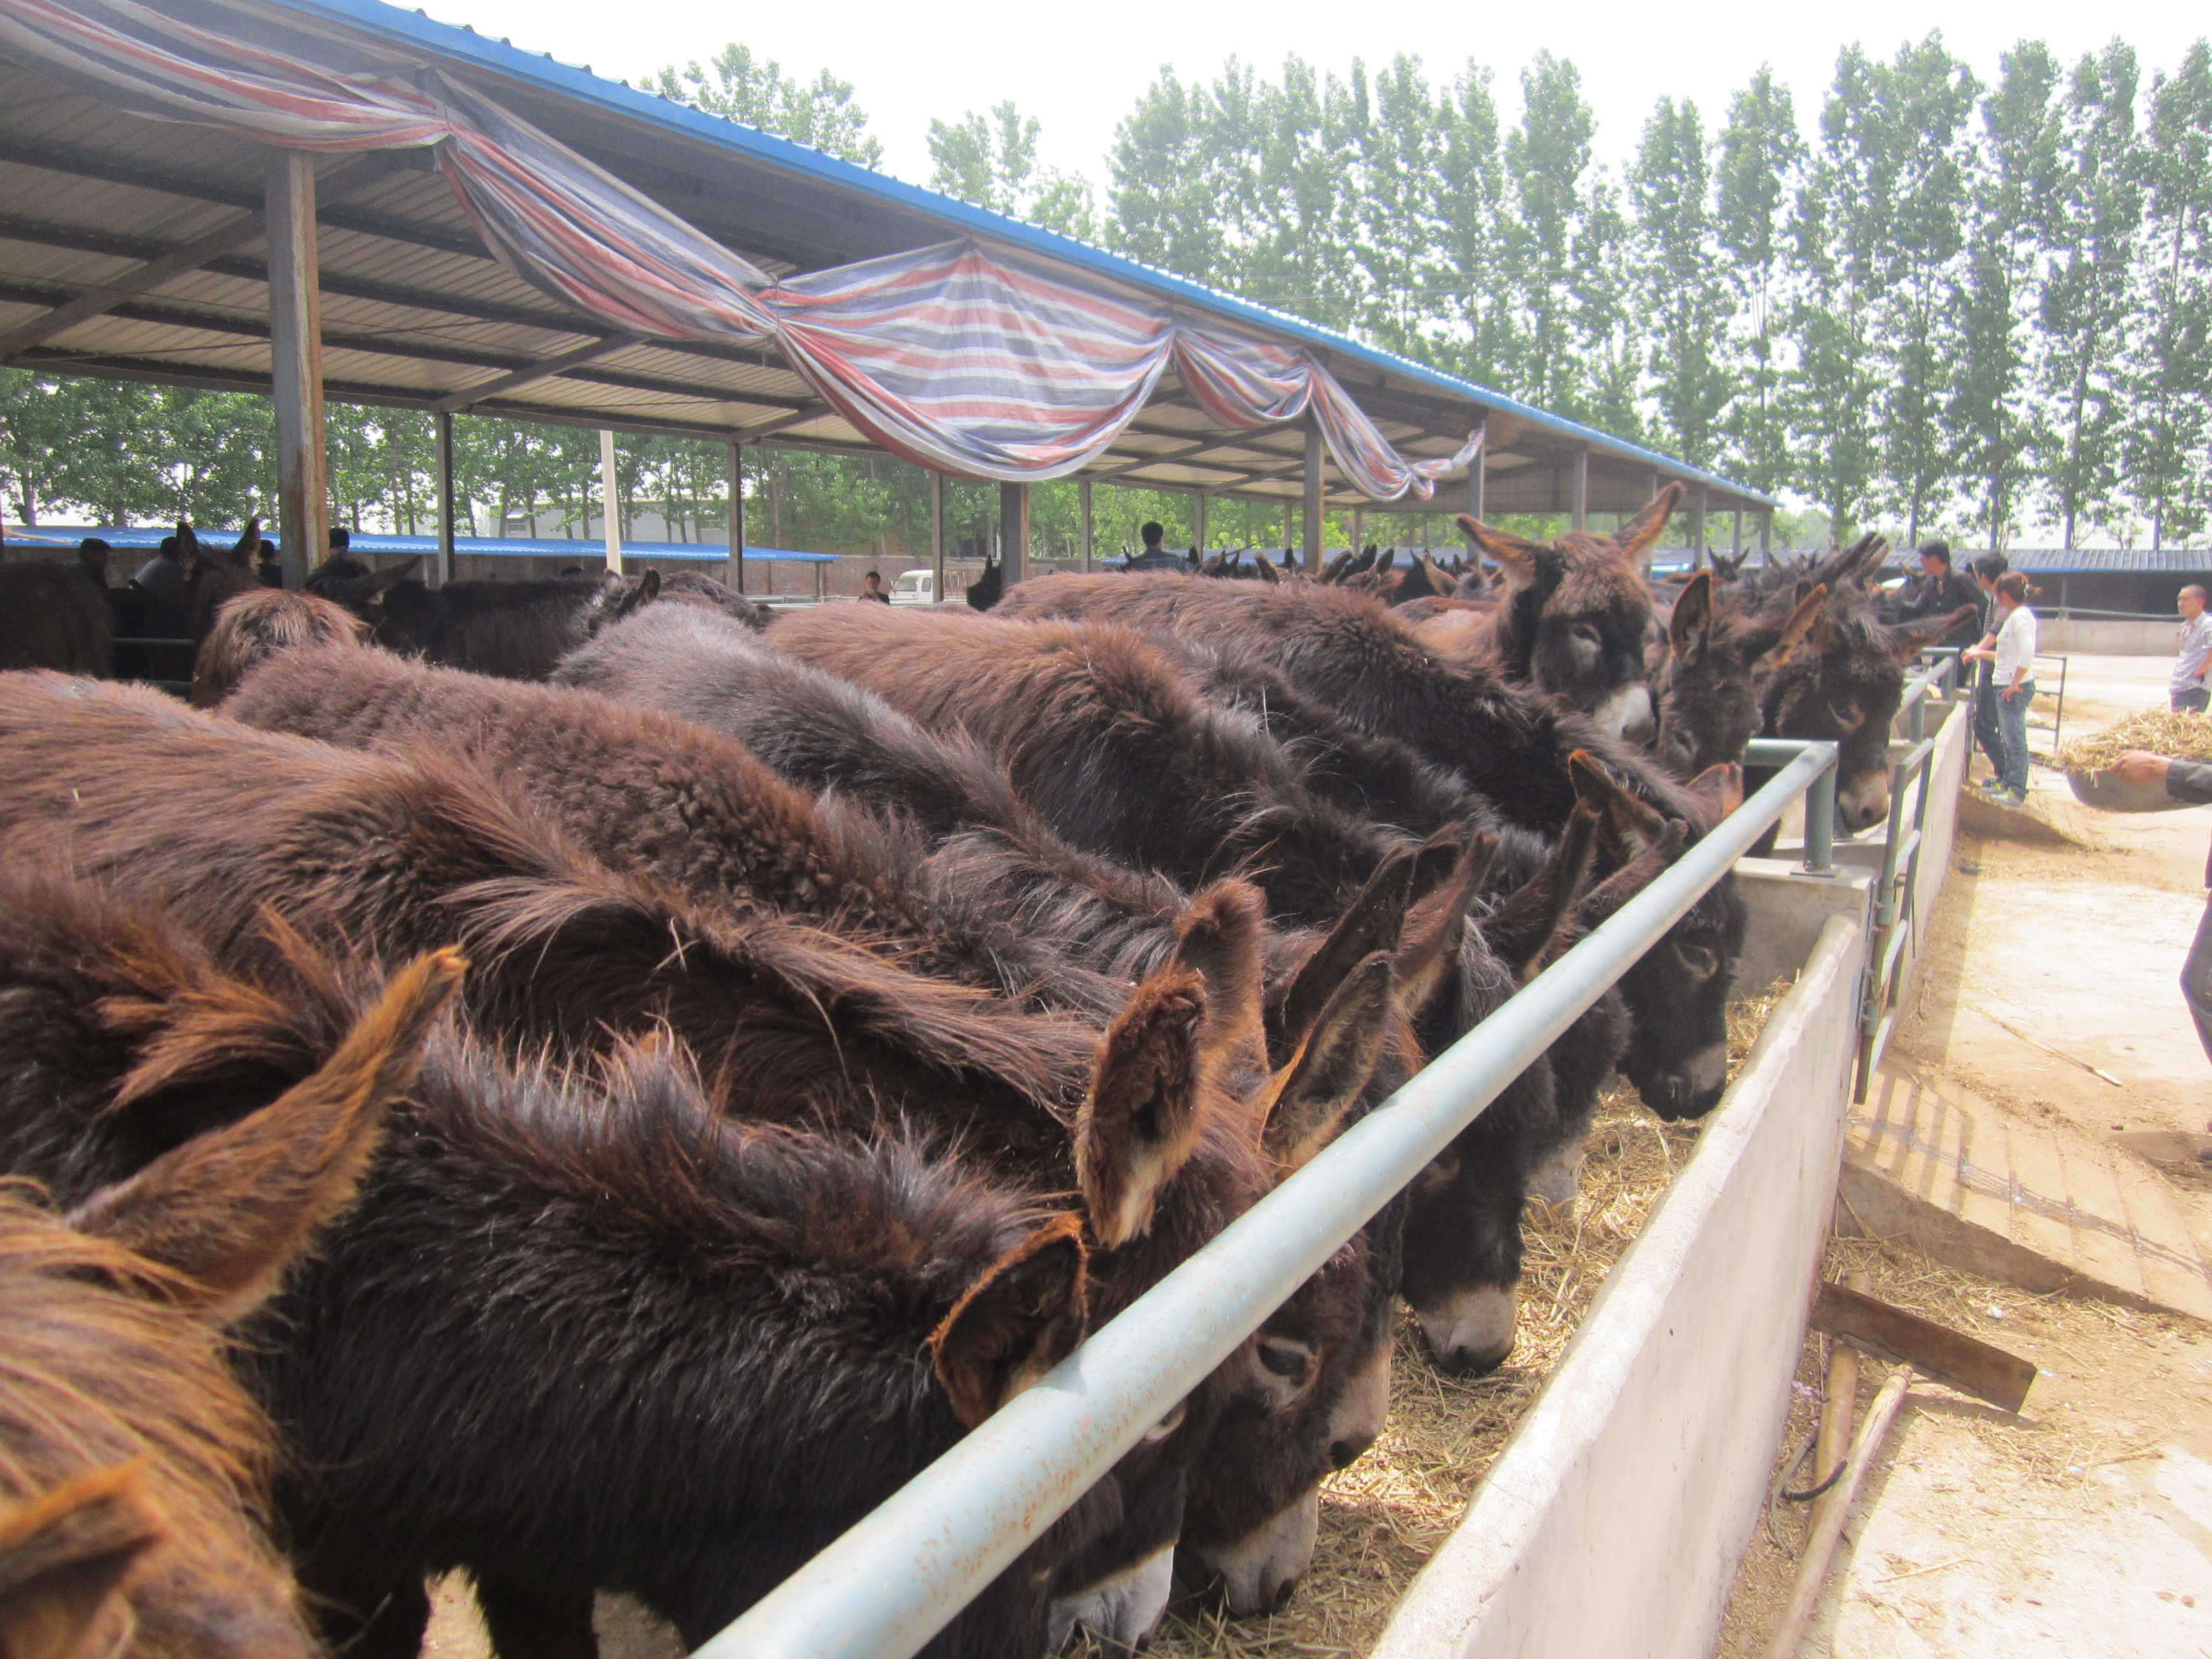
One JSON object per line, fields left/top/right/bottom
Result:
{"left": 648, "top": 43, "right": 881, "bottom": 168}
{"left": 927, "top": 102, "right": 1096, "bottom": 239}
{"left": 2132, "top": 42, "right": 2212, "bottom": 546}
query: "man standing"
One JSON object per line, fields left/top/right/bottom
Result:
{"left": 2171, "top": 585, "right": 2212, "bottom": 713}
{"left": 860, "top": 569, "right": 891, "bottom": 604}
{"left": 1900, "top": 542, "right": 1984, "bottom": 650}
{"left": 1124, "top": 521, "right": 1184, "bottom": 573}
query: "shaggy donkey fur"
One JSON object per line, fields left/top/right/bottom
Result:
{"left": 191, "top": 588, "right": 366, "bottom": 708}
{"left": 0, "top": 949, "right": 458, "bottom": 1659}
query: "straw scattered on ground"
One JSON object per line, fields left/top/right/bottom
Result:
{"left": 1135, "top": 979, "right": 1797, "bottom": 1659}
{"left": 2056, "top": 706, "right": 2212, "bottom": 773}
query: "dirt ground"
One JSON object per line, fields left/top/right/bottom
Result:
{"left": 1719, "top": 651, "right": 2212, "bottom": 1658}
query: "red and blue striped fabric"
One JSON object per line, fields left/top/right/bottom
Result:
{"left": 0, "top": 0, "right": 1482, "bottom": 496}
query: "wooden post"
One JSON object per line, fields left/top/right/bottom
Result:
{"left": 999, "top": 481, "right": 1028, "bottom": 586}
{"left": 1465, "top": 447, "right": 1483, "bottom": 562}
{"left": 725, "top": 441, "right": 745, "bottom": 593}
{"left": 1078, "top": 478, "right": 1093, "bottom": 572}
{"left": 265, "top": 150, "right": 327, "bottom": 590}
{"left": 1302, "top": 418, "right": 1323, "bottom": 573}
{"left": 1192, "top": 492, "right": 1206, "bottom": 557}
{"left": 1569, "top": 446, "right": 1588, "bottom": 531}
{"left": 1691, "top": 485, "right": 1708, "bottom": 570}
{"left": 1350, "top": 505, "right": 1364, "bottom": 552}
{"left": 1732, "top": 507, "right": 1744, "bottom": 558}
{"left": 432, "top": 409, "right": 455, "bottom": 588}
{"left": 1760, "top": 508, "right": 1773, "bottom": 563}
{"left": 598, "top": 428, "right": 622, "bottom": 572}
{"left": 930, "top": 471, "right": 946, "bottom": 602}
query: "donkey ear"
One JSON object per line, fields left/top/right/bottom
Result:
{"left": 1257, "top": 952, "right": 1394, "bottom": 1168}
{"left": 1568, "top": 749, "right": 1671, "bottom": 861}
{"left": 1884, "top": 606, "right": 1977, "bottom": 665}
{"left": 930, "top": 1214, "right": 1087, "bottom": 1429}
{"left": 1480, "top": 803, "right": 1601, "bottom": 980}
{"left": 1251, "top": 551, "right": 1280, "bottom": 585}
{"left": 1075, "top": 968, "right": 1210, "bottom": 1248}
{"left": 1169, "top": 879, "right": 1267, "bottom": 1066}
{"left": 1617, "top": 483, "right": 1683, "bottom": 560}
{"left": 1581, "top": 817, "right": 1689, "bottom": 925}
{"left": 365, "top": 557, "right": 421, "bottom": 598}
{"left": 230, "top": 516, "right": 261, "bottom": 562}
{"left": 1393, "top": 832, "right": 1496, "bottom": 1018}
{"left": 68, "top": 949, "right": 462, "bottom": 1323}
{"left": 608, "top": 569, "right": 661, "bottom": 624}
{"left": 1274, "top": 850, "right": 1413, "bottom": 1066}
{"left": 0, "top": 1465, "right": 166, "bottom": 1659}
{"left": 1684, "top": 762, "right": 1744, "bottom": 819}
{"left": 1747, "top": 583, "right": 1827, "bottom": 670}
{"left": 1453, "top": 515, "right": 1549, "bottom": 588}
{"left": 1668, "top": 570, "right": 1716, "bottom": 663}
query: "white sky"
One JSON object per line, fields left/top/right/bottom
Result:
{"left": 430, "top": 0, "right": 2205, "bottom": 189}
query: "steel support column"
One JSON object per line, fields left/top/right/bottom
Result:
{"left": 432, "top": 408, "right": 455, "bottom": 588}
{"left": 930, "top": 472, "right": 946, "bottom": 601}
{"left": 1465, "top": 448, "right": 1484, "bottom": 562}
{"left": 999, "top": 481, "right": 1028, "bottom": 586}
{"left": 1569, "top": 446, "right": 1588, "bottom": 531}
{"left": 1759, "top": 509, "right": 1772, "bottom": 562}
{"left": 1301, "top": 420, "right": 1323, "bottom": 572}
{"left": 1078, "top": 479, "right": 1092, "bottom": 572}
{"left": 1192, "top": 492, "right": 1206, "bottom": 557}
{"left": 264, "top": 150, "right": 326, "bottom": 589}
{"left": 726, "top": 442, "right": 745, "bottom": 593}
{"left": 1732, "top": 507, "right": 1743, "bottom": 558}
{"left": 598, "top": 428, "right": 622, "bottom": 572}
{"left": 1691, "top": 485, "right": 1708, "bottom": 570}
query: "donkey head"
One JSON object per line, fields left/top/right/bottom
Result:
{"left": 1653, "top": 572, "right": 1828, "bottom": 778}
{"left": 1454, "top": 483, "right": 1676, "bottom": 741}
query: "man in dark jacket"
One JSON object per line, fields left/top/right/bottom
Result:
{"left": 1124, "top": 521, "right": 1184, "bottom": 573}
{"left": 2113, "top": 750, "right": 2212, "bottom": 1064}
{"left": 1899, "top": 543, "right": 1984, "bottom": 649}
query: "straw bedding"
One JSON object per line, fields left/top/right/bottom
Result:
{"left": 1132, "top": 979, "right": 1796, "bottom": 1659}
{"left": 2056, "top": 707, "right": 2212, "bottom": 773}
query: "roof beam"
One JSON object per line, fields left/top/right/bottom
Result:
{"left": 436, "top": 333, "right": 643, "bottom": 412}
{"left": 1083, "top": 417, "right": 1309, "bottom": 483}
{"left": 734, "top": 403, "right": 832, "bottom": 441}
{"left": 0, "top": 151, "right": 415, "bottom": 362}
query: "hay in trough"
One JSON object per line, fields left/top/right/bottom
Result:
{"left": 1132, "top": 979, "right": 1796, "bottom": 1659}
{"left": 2056, "top": 706, "right": 2212, "bottom": 773}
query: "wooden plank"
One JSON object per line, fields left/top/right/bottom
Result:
{"left": 1809, "top": 1280, "right": 2034, "bottom": 1413}
{"left": 1302, "top": 420, "right": 1323, "bottom": 573}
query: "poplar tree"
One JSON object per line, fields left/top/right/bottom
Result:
{"left": 2131, "top": 42, "right": 2212, "bottom": 547}
{"left": 1951, "top": 43, "right": 2062, "bottom": 549}
{"left": 1630, "top": 98, "right": 1732, "bottom": 467}
{"left": 2038, "top": 41, "right": 2146, "bottom": 548}
{"left": 1105, "top": 68, "right": 1231, "bottom": 286}
{"left": 1714, "top": 68, "right": 1804, "bottom": 495}
{"left": 1501, "top": 53, "right": 1598, "bottom": 413}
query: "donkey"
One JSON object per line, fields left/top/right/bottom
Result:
{"left": 1442, "top": 485, "right": 1683, "bottom": 742}
{"left": 0, "top": 884, "right": 1106, "bottom": 1658}
{"left": 0, "top": 948, "right": 459, "bottom": 1659}
{"left": 1733, "top": 539, "right": 1977, "bottom": 834}
{"left": 0, "top": 561, "right": 112, "bottom": 675}
{"left": 307, "top": 556, "right": 665, "bottom": 678}
{"left": 0, "top": 673, "right": 1100, "bottom": 1124}
{"left": 766, "top": 605, "right": 1426, "bottom": 932}
{"left": 1647, "top": 570, "right": 1828, "bottom": 780}
{"left": 989, "top": 572, "right": 1749, "bottom": 1121}
{"left": 191, "top": 588, "right": 367, "bottom": 707}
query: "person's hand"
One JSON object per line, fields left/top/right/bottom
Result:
{"left": 2110, "top": 751, "right": 2172, "bottom": 784}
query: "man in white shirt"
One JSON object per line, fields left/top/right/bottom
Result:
{"left": 2172, "top": 585, "right": 2212, "bottom": 713}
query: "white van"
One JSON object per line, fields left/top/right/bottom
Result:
{"left": 889, "top": 569, "right": 938, "bottom": 606}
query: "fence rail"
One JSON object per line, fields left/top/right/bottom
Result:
{"left": 701, "top": 739, "right": 1842, "bottom": 1659}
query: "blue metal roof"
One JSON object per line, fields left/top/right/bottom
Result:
{"left": 2005, "top": 548, "right": 2212, "bottom": 575}
{"left": 4, "top": 524, "right": 835, "bottom": 561}
{"left": 251, "top": 0, "right": 1772, "bottom": 511}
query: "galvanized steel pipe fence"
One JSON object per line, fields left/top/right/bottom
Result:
{"left": 702, "top": 739, "right": 1843, "bottom": 1659}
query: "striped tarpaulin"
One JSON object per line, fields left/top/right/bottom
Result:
{"left": 0, "top": 0, "right": 1481, "bottom": 495}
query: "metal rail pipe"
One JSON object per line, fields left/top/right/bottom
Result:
{"left": 701, "top": 739, "right": 1839, "bottom": 1659}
